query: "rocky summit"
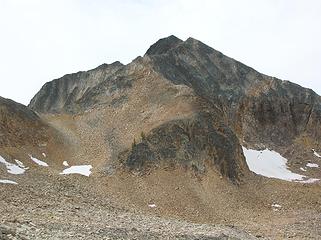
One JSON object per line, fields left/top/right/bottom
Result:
{"left": 1, "top": 36, "right": 321, "bottom": 239}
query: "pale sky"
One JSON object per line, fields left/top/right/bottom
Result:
{"left": 0, "top": 0, "right": 320, "bottom": 105}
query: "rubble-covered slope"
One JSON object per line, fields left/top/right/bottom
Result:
{"left": 0, "top": 96, "right": 67, "bottom": 174}
{"left": 0, "top": 96, "right": 53, "bottom": 147}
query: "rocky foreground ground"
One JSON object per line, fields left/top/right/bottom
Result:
{"left": 1, "top": 167, "right": 321, "bottom": 240}
{"left": 0, "top": 170, "right": 259, "bottom": 240}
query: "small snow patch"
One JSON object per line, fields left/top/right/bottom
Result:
{"left": 60, "top": 165, "right": 92, "bottom": 177}
{"left": 297, "top": 178, "right": 320, "bottom": 183}
{"left": 29, "top": 155, "right": 48, "bottom": 167}
{"left": 0, "top": 179, "right": 18, "bottom": 185}
{"left": 306, "top": 163, "right": 319, "bottom": 168}
{"left": 42, "top": 153, "right": 46, "bottom": 157}
{"left": 312, "top": 149, "right": 321, "bottom": 158}
{"left": 15, "top": 160, "right": 26, "bottom": 169}
{"left": 148, "top": 204, "right": 156, "bottom": 208}
{"left": 63, "top": 161, "right": 69, "bottom": 167}
{"left": 0, "top": 156, "right": 25, "bottom": 175}
{"left": 300, "top": 167, "right": 306, "bottom": 172}
{"left": 272, "top": 203, "right": 281, "bottom": 208}
{"left": 272, "top": 203, "right": 282, "bottom": 211}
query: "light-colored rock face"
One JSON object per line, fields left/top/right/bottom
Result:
{"left": 28, "top": 61, "right": 124, "bottom": 113}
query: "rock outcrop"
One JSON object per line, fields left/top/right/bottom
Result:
{"left": 238, "top": 80, "right": 321, "bottom": 148}
{"left": 29, "top": 61, "right": 124, "bottom": 113}
{"left": 120, "top": 113, "right": 247, "bottom": 182}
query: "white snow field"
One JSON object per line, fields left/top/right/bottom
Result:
{"left": 0, "top": 156, "right": 25, "bottom": 174}
{"left": 0, "top": 179, "right": 18, "bottom": 185}
{"left": 242, "top": 147, "right": 319, "bottom": 183}
{"left": 60, "top": 165, "right": 92, "bottom": 177}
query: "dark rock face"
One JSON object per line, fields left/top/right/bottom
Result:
{"left": 120, "top": 113, "right": 248, "bottom": 182}
{"left": 147, "top": 37, "right": 264, "bottom": 105}
{"left": 238, "top": 80, "right": 321, "bottom": 147}
{"left": 145, "top": 35, "right": 183, "bottom": 56}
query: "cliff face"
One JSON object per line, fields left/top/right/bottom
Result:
{"left": 120, "top": 113, "right": 248, "bottom": 182}
{"left": 27, "top": 35, "right": 321, "bottom": 182}
{"left": 238, "top": 80, "right": 321, "bottom": 147}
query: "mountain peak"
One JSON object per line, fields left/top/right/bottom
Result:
{"left": 145, "top": 35, "right": 183, "bottom": 56}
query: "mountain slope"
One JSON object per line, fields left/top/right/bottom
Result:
{"left": 28, "top": 35, "right": 321, "bottom": 182}
{"left": 144, "top": 36, "right": 321, "bottom": 148}
{"left": 0, "top": 96, "right": 67, "bottom": 177}
{"left": 29, "top": 61, "right": 124, "bottom": 113}
{"left": 0, "top": 96, "right": 58, "bottom": 148}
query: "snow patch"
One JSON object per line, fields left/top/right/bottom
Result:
{"left": 148, "top": 204, "right": 156, "bottom": 208}
{"left": 272, "top": 203, "right": 281, "bottom": 208}
{"left": 272, "top": 203, "right": 282, "bottom": 211}
{"left": 63, "top": 161, "right": 69, "bottom": 167}
{"left": 312, "top": 149, "right": 321, "bottom": 158}
{"left": 0, "top": 156, "right": 25, "bottom": 175}
{"left": 242, "top": 147, "right": 319, "bottom": 183}
{"left": 42, "top": 153, "right": 46, "bottom": 157}
{"left": 306, "top": 163, "right": 319, "bottom": 168}
{"left": 60, "top": 165, "right": 92, "bottom": 177}
{"left": 29, "top": 155, "right": 48, "bottom": 167}
{"left": 300, "top": 167, "right": 307, "bottom": 172}
{"left": 0, "top": 179, "right": 18, "bottom": 185}
{"left": 15, "top": 160, "right": 28, "bottom": 170}
{"left": 242, "top": 147, "right": 305, "bottom": 181}
{"left": 296, "top": 178, "right": 320, "bottom": 183}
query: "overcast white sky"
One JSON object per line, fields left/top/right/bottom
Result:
{"left": 0, "top": 0, "right": 320, "bottom": 104}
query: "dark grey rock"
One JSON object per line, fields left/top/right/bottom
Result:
{"left": 145, "top": 35, "right": 183, "bottom": 56}
{"left": 120, "top": 113, "right": 248, "bottom": 183}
